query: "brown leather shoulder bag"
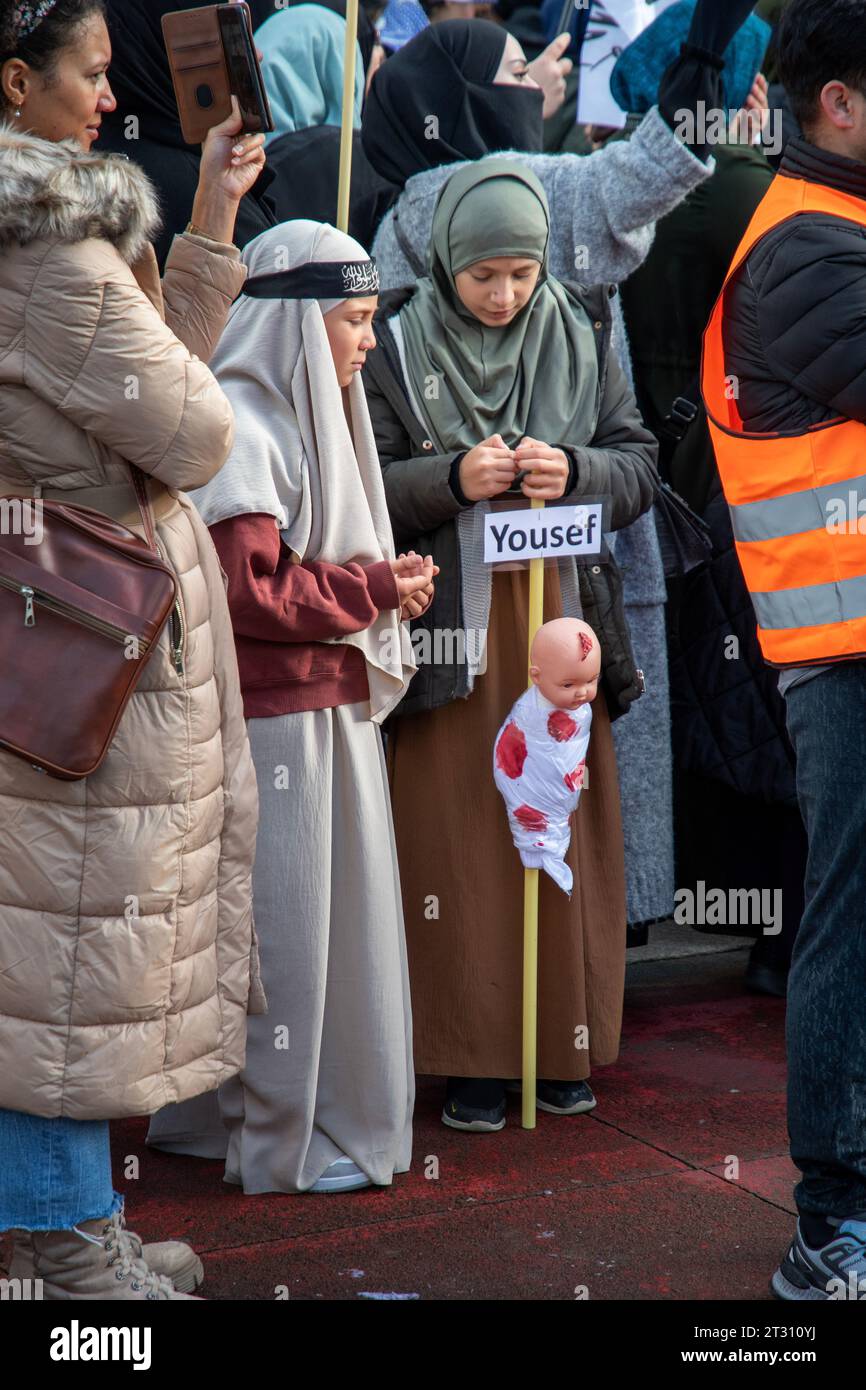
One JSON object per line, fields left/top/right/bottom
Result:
{"left": 0, "top": 467, "right": 178, "bottom": 780}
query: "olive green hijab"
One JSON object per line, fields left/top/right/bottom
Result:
{"left": 398, "top": 160, "right": 600, "bottom": 454}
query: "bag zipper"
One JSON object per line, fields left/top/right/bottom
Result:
{"left": 0, "top": 575, "right": 146, "bottom": 648}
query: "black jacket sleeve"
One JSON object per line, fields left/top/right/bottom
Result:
{"left": 656, "top": 0, "right": 761, "bottom": 160}
{"left": 749, "top": 216, "right": 866, "bottom": 424}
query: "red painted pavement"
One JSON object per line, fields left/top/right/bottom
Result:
{"left": 2, "top": 949, "right": 796, "bottom": 1299}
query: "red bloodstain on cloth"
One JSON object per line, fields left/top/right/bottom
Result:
{"left": 496, "top": 721, "right": 528, "bottom": 779}
{"left": 564, "top": 761, "right": 585, "bottom": 792}
{"left": 514, "top": 804, "right": 548, "bottom": 831}
{"left": 547, "top": 709, "right": 577, "bottom": 742}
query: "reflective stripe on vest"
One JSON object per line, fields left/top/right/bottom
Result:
{"left": 730, "top": 473, "right": 866, "bottom": 544}
{"left": 754, "top": 573, "right": 866, "bottom": 632}
{"left": 701, "top": 174, "right": 866, "bottom": 667}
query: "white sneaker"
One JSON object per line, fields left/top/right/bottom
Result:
{"left": 308, "top": 1157, "right": 373, "bottom": 1193}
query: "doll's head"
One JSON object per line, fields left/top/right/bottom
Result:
{"left": 529, "top": 618, "right": 601, "bottom": 710}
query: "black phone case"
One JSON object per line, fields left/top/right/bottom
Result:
{"left": 217, "top": 3, "right": 275, "bottom": 134}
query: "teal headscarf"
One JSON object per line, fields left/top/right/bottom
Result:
{"left": 258, "top": 4, "right": 363, "bottom": 143}
{"left": 399, "top": 160, "right": 600, "bottom": 454}
{"left": 610, "top": 1, "right": 771, "bottom": 117}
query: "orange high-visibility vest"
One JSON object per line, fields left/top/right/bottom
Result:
{"left": 702, "top": 174, "right": 866, "bottom": 667}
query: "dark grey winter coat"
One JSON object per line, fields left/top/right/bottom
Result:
{"left": 364, "top": 282, "right": 660, "bottom": 720}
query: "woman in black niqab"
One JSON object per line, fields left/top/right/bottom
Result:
{"left": 361, "top": 19, "right": 544, "bottom": 188}
{"left": 100, "top": 0, "right": 277, "bottom": 269}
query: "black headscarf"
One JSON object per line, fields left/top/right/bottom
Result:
{"left": 247, "top": 0, "right": 280, "bottom": 26}
{"left": 250, "top": 0, "right": 377, "bottom": 77}
{"left": 100, "top": 0, "right": 277, "bottom": 268}
{"left": 361, "top": 19, "right": 544, "bottom": 188}
{"left": 101, "top": 0, "right": 209, "bottom": 152}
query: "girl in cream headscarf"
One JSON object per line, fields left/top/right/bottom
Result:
{"left": 146, "top": 221, "right": 436, "bottom": 1195}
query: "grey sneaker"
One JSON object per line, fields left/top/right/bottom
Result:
{"left": 308, "top": 1157, "right": 373, "bottom": 1193}
{"left": 772, "top": 1218, "right": 866, "bottom": 1300}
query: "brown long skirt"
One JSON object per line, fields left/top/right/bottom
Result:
{"left": 388, "top": 566, "right": 627, "bottom": 1080}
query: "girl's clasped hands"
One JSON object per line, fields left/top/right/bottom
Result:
{"left": 457, "top": 434, "right": 570, "bottom": 502}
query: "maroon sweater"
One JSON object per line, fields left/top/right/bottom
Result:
{"left": 210, "top": 512, "right": 400, "bottom": 718}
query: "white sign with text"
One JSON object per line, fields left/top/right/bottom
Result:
{"left": 578, "top": 0, "right": 679, "bottom": 129}
{"left": 483, "top": 504, "right": 605, "bottom": 563}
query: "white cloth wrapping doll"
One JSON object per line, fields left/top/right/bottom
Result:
{"left": 493, "top": 618, "right": 601, "bottom": 894}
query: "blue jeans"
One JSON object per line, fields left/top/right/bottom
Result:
{"left": 0, "top": 1109, "right": 121, "bottom": 1232}
{"left": 785, "top": 663, "right": 866, "bottom": 1219}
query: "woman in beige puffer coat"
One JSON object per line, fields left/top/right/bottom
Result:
{"left": 0, "top": 101, "right": 264, "bottom": 1294}
{"left": 0, "top": 123, "right": 265, "bottom": 1120}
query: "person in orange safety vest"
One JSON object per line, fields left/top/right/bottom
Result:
{"left": 701, "top": 0, "right": 866, "bottom": 1303}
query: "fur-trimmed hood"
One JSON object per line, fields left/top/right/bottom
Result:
{"left": 0, "top": 123, "right": 161, "bottom": 263}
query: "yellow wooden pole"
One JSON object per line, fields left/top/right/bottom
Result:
{"left": 336, "top": 0, "right": 359, "bottom": 232}
{"left": 522, "top": 499, "right": 545, "bottom": 1129}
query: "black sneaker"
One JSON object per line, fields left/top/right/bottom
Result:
{"left": 536, "top": 1080, "right": 597, "bottom": 1115}
{"left": 505, "top": 1079, "right": 597, "bottom": 1114}
{"left": 442, "top": 1078, "right": 506, "bottom": 1132}
{"left": 771, "top": 1218, "right": 866, "bottom": 1300}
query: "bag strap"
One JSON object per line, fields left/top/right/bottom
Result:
{"left": 657, "top": 369, "right": 702, "bottom": 483}
{"left": 3, "top": 468, "right": 163, "bottom": 552}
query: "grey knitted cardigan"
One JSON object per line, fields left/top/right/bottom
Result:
{"left": 372, "top": 108, "right": 712, "bottom": 927}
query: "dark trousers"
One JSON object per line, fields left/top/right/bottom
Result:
{"left": 785, "top": 663, "right": 866, "bottom": 1219}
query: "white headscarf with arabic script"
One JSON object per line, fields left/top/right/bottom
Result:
{"left": 190, "top": 220, "right": 415, "bottom": 723}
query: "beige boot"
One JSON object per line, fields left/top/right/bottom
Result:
{"left": 25, "top": 1217, "right": 202, "bottom": 1300}
{"left": 10, "top": 1209, "right": 204, "bottom": 1294}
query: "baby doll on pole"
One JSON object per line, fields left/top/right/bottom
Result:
{"left": 494, "top": 618, "right": 601, "bottom": 895}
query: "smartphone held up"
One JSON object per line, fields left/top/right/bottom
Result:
{"left": 162, "top": 1, "right": 274, "bottom": 146}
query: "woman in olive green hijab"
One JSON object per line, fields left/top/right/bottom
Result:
{"left": 399, "top": 162, "right": 600, "bottom": 456}
{"left": 364, "top": 161, "right": 659, "bottom": 1133}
